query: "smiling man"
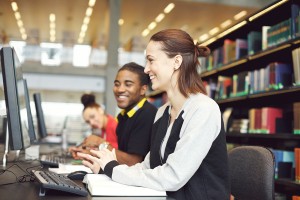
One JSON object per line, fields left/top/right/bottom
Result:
{"left": 70, "top": 63, "right": 157, "bottom": 166}
{"left": 111, "top": 62, "right": 157, "bottom": 165}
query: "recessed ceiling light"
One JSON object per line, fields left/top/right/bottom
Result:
{"left": 11, "top": 2, "right": 18, "bottom": 12}
{"left": 164, "top": 3, "right": 175, "bottom": 14}
{"left": 234, "top": 11, "right": 247, "bottom": 20}
{"left": 155, "top": 13, "right": 165, "bottom": 23}
{"left": 118, "top": 18, "right": 124, "bottom": 25}
{"left": 88, "top": 0, "right": 96, "bottom": 7}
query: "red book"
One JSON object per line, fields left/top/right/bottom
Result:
{"left": 261, "top": 107, "right": 283, "bottom": 134}
{"left": 295, "top": 148, "right": 300, "bottom": 182}
{"left": 254, "top": 109, "right": 262, "bottom": 132}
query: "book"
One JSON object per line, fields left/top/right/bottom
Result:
{"left": 262, "top": 26, "right": 270, "bottom": 50}
{"left": 261, "top": 107, "right": 283, "bottom": 134}
{"left": 83, "top": 174, "right": 167, "bottom": 197}
{"left": 294, "top": 102, "right": 300, "bottom": 134}
{"left": 294, "top": 148, "right": 300, "bottom": 182}
{"left": 235, "top": 38, "right": 248, "bottom": 59}
{"left": 247, "top": 31, "right": 262, "bottom": 55}
{"left": 291, "top": 4, "right": 300, "bottom": 39}
{"left": 292, "top": 48, "right": 300, "bottom": 85}
{"left": 223, "top": 39, "right": 236, "bottom": 64}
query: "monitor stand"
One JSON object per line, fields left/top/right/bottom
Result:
{"left": 2, "top": 123, "right": 9, "bottom": 169}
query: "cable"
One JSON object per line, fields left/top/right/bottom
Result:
{"left": 0, "top": 162, "right": 43, "bottom": 186}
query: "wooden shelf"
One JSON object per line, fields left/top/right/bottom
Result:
{"left": 275, "top": 179, "right": 300, "bottom": 196}
{"left": 226, "top": 133, "right": 300, "bottom": 151}
{"left": 216, "top": 86, "right": 300, "bottom": 108}
{"left": 200, "top": 36, "right": 300, "bottom": 79}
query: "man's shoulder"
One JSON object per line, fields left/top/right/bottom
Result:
{"left": 142, "top": 100, "right": 158, "bottom": 113}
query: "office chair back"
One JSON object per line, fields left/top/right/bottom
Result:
{"left": 228, "top": 146, "right": 275, "bottom": 200}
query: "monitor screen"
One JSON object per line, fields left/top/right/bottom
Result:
{"left": 23, "top": 79, "right": 36, "bottom": 142}
{"left": 0, "top": 46, "right": 31, "bottom": 150}
{"left": 33, "top": 93, "right": 48, "bottom": 139}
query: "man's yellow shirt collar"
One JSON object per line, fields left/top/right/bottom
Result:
{"left": 120, "top": 98, "right": 147, "bottom": 118}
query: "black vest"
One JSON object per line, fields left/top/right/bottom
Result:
{"left": 150, "top": 106, "right": 230, "bottom": 200}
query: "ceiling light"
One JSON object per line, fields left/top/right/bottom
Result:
{"left": 164, "top": 3, "right": 175, "bottom": 14}
{"left": 180, "top": 25, "right": 189, "bottom": 31}
{"left": 49, "top": 14, "right": 56, "bottom": 22}
{"left": 199, "top": 34, "right": 209, "bottom": 42}
{"left": 21, "top": 34, "right": 27, "bottom": 40}
{"left": 209, "top": 27, "right": 220, "bottom": 35}
{"left": 217, "top": 20, "right": 247, "bottom": 38}
{"left": 142, "top": 29, "right": 150, "bottom": 37}
{"left": 221, "top": 19, "right": 232, "bottom": 28}
{"left": 79, "top": 32, "right": 86, "bottom": 38}
{"left": 50, "top": 30, "right": 55, "bottom": 36}
{"left": 118, "top": 18, "right": 124, "bottom": 25}
{"left": 234, "top": 11, "right": 247, "bottom": 20}
{"left": 83, "top": 16, "right": 90, "bottom": 24}
{"left": 86, "top": 7, "right": 93, "bottom": 17}
{"left": 155, "top": 13, "right": 165, "bottom": 23}
{"left": 20, "top": 27, "right": 25, "bottom": 34}
{"left": 81, "top": 24, "right": 88, "bottom": 32}
{"left": 50, "top": 36, "right": 56, "bottom": 42}
{"left": 148, "top": 22, "right": 157, "bottom": 30}
{"left": 14, "top": 12, "right": 21, "bottom": 20}
{"left": 11, "top": 2, "right": 18, "bottom": 12}
{"left": 50, "top": 23, "right": 55, "bottom": 29}
{"left": 78, "top": 38, "right": 83, "bottom": 44}
{"left": 17, "top": 20, "right": 23, "bottom": 27}
{"left": 88, "top": 0, "right": 96, "bottom": 7}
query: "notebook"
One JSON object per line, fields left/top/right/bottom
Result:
{"left": 83, "top": 174, "right": 167, "bottom": 197}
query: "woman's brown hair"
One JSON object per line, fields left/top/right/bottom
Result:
{"left": 150, "top": 29, "right": 210, "bottom": 97}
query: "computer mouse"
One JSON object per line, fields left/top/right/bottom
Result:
{"left": 67, "top": 170, "right": 88, "bottom": 180}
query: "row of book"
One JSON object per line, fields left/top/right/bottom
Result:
{"left": 206, "top": 61, "right": 294, "bottom": 100}
{"left": 225, "top": 103, "right": 300, "bottom": 135}
{"left": 249, "top": 107, "right": 283, "bottom": 134}
{"left": 200, "top": 3, "right": 299, "bottom": 64}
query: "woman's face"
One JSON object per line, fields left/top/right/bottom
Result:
{"left": 83, "top": 107, "right": 105, "bottom": 130}
{"left": 144, "top": 41, "right": 175, "bottom": 91}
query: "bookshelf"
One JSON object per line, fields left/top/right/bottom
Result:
{"left": 199, "top": 0, "right": 300, "bottom": 198}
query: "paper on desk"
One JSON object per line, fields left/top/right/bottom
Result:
{"left": 49, "top": 163, "right": 92, "bottom": 174}
{"left": 85, "top": 174, "right": 166, "bottom": 197}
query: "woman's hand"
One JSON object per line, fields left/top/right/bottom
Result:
{"left": 90, "top": 149, "right": 117, "bottom": 169}
{"left": 77, "top": 152, "right": 102, "bottom": 174}
{"left": 77, "top": 148, "right": 117, "bottom": 173}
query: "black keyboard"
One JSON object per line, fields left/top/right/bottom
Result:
{"left": 33, "top": 170, "right": 88, "bottom": 197}
{"left": 40, "top": 154, "right": 66, "bottom": 167}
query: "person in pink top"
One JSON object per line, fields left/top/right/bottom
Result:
{"left": 69, "top": 93, "right": 118, "bottom": 159}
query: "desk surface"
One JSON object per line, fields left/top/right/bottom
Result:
{"left": 0, "top": 147, "right": 173, "bottom": 200}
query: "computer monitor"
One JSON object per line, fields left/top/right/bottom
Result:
{"left": 33, "top": 93, "right": 48, "bottom": 139}
{"left": 0, "top": 46, "right": 31, "bottom": 150}
{"left": 23, "top": 79, "right": 36, "bottom": 142}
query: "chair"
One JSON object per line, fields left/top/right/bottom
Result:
{"left": 228, "top": 146, "right": 275, "bottom": 200}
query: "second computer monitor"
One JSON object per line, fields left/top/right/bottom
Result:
{"left": 33, "top": 93, "right": 48, "bottom": 139}
{"left": 23, "top": 79, "right": 36, "bottom": 142}
{"left": 0, "top": 46, "right": 31, "bottom": 150}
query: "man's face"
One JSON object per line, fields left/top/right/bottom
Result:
{"left": 113, "top": 70, "right": 146, "bottom": 111}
